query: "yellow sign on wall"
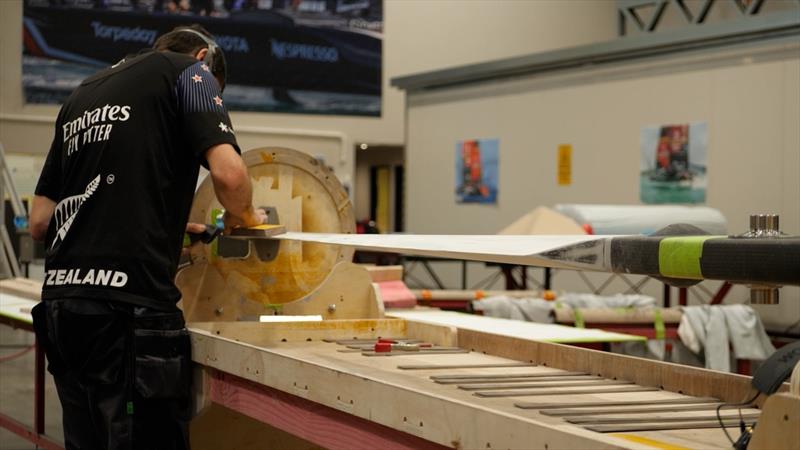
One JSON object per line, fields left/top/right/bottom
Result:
{"left": 558, "top": 144, "right": 572, "bottom": 185}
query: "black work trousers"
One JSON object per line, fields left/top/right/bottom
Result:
{"left": 32, "top": 298, "right": 192, "bottom": 450}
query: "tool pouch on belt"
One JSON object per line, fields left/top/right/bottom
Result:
{"left": 31, "top": 302, "right": 68, "bottom": 377}
{"left": 133, "top": 310, "right": 191, "bottom": 400}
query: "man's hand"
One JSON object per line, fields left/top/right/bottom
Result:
{"left": 182, "top": 222, "right": 208, "bottom": 257}
{"left": 206, "top": 143, "right": 262, "bottom": 233}
{"left": 222, "top": 207, "right": 267, "bottom": 235}
{"left": 204, "top": 144, "right": 269, "bottom": 234}
{"left": 185, "top": 222, "right": 206, "bottom": 235}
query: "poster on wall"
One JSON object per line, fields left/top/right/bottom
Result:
{"left": 455, "top": 138, "right": 498, "bottom": 204}
{"left": 640, "top": 122, "right": 707, "bottom": 204}
{"left": 22, "top": 0, "right": 382, "bottom": 116}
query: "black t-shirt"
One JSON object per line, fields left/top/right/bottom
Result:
{"left": 35, "top": 50, "right": 239, "bottom": 311}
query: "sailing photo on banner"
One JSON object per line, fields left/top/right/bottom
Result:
{"left": 640, "top": 122, "right": 708, "bottom": 204}
{"left": 22, "top": 0, "right": 382, "bottom": 116}
{"left": 455, "top": 138, "right": 498, "bottom": 204}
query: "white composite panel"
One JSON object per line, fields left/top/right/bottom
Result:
{"left": 275, "top": 232, "right": 610, "bottom": 268}
{"left": 388, "top": 309, "right": 643, "bottom": 343}
{"left": 0, "top": 292, "right": 35, "bottom": 324}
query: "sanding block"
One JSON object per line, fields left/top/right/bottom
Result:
{"left": 217, "top": 206, "right": 285, "bottom": 261}
{"left": 228, "top": 223, "right": 287, "bottom": 239}
{"left": 184, "top": 207, "right": 287, "bottom": 262}
{"left": 227, "top": 224, "right": 285, "bottom": 261}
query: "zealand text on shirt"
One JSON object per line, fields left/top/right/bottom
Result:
{"left": 45, "top": 268, "right": 129, "bottom": 288}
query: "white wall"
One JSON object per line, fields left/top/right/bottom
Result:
{"left": 405, "top": 45, "right": 800, "bottom": 235}
{"left": 0, "top": 0, "right": 617, "bottom": 197}
{"left": 403, "top": 39, "right": 800, "bottom": 326}
{"left": 387, "top": 0, "right": 617, "bottom": 77}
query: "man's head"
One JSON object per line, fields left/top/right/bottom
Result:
{"left": 154, "top": 25, "right": 227, "bottom": 91}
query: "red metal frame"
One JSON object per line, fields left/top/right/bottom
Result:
{"left": 417, "top": 299, "right": 474, "bottom": 312}
{"left": 679, "top": 287, "right": 688, "bottom": 306}
{"left": 0, "top": 411, "right": 63, "bottom": 450}
{"left": 0, "top": 316, "right": 64, "bottom": 450}
{"left": 566, "top": 323, "right": 679, "bottom": 340}
{"left": 560, "top": 321, "right": 753, "bottom": 375}
{"left": 568, "top": 342, "right": 609, "bottom": 352}
{"left": 208, "top": 370, "right": 448, "bottom": 450}
{"left": 710, "top": 282, "right": 734, "bottom": 305}
{"left": 665, "top": 282, "right": 733, "bottom": 307}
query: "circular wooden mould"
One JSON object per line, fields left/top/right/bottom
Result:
{"left": 178, "top": 147, "right": 355, "bottom": 321}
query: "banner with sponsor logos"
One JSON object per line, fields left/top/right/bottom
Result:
{"left": 22, "top": 0, "right": 382, "bottom": 116}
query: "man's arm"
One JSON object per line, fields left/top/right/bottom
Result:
{"left": 30, "top": 195, "right": 56, "bottom": 242}
{"left": 205, "top": 143, "right": 264, "bottom": 233}
{"left": 32, "top": 107, "right": 65, "bottom": 242}
{"left": 174, "top": 60, "right": 264, "bottom": 232}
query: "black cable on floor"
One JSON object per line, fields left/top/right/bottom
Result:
{"left": 716, "top": 390, "right": 761, "bottom": 446}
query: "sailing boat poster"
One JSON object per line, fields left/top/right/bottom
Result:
{"left": 640, "top": 122, "right": 707, "bottom": 204}
{"left": 456, "top": 138, "right": 499, "bottom": 204}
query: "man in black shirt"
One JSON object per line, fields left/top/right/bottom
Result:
{"left": 29, "top": 25, "right": 264, "bottom": 449}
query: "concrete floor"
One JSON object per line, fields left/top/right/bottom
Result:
{"left": 0, "top": 320, "right": 322, "bottom": 450}
{"left": 0, "top": 324, "right": 64, "bottom": 449}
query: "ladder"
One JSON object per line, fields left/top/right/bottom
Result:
{"left": 0, "top": 142, "right": 26, "bottom": 279}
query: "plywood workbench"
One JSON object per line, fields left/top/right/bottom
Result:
{"left": 4, "top": 278, "right": 797, "bottom": 449}
{"left": 189, "top": 319, "right": 796, "bottom": 450}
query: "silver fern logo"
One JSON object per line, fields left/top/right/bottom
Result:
{"left": 51, "top": 175, "right": 101, "bottom": 248}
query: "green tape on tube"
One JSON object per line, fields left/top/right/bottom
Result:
{"left": 658, "top": 236, "right": 717, "bottom": 280}
{"left": 653, "top": 308, "right": 665, "bottom": 340}
{"left": 573, "top": 308, "right": 585, "bottom": 329}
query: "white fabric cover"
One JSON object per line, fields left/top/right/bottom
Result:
{"left": 678, "top": 304, "right": 775, "bottom": 372}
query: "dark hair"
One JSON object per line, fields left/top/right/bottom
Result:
{"left": 153, "top": 24, "right": 227, "bottom": 90}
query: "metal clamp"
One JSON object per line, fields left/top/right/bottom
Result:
{"left": 746, "top": 213, "right": 782, "bottom": 305}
